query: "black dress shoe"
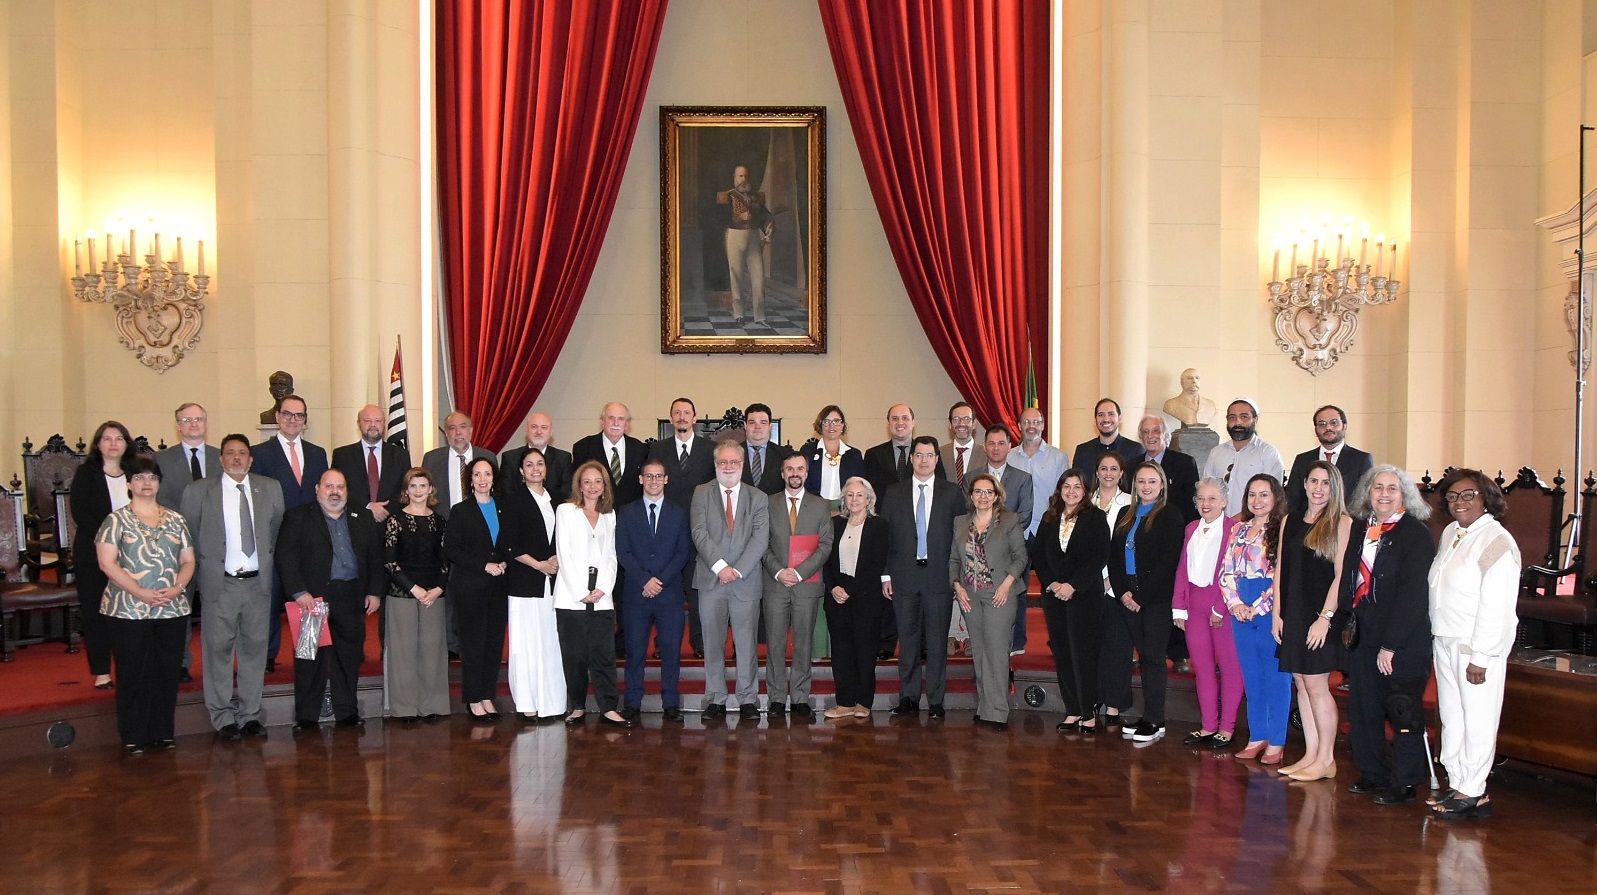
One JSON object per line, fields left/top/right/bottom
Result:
{"left": 468, "top": 705, "right": 495, "bottom": 723}
{"left": 151, "top": 739, "right": 176, "bottom": 751}
{"left": 877, "top": 650, "right": 894, "bottom": 661}
{"left": 422, "top": 714, "right": 444, "bottom": 723}
{"left": 123, "top": 743, "right": 144, "bottom": 755}
{"left": 599, "top": 713, "right": 634, "bottom": 729}
{"left": 241, "top": 720, "right": 268, "bottom": 738}
{"left": 620, "top": 707, "right": 642, "bottom": 722}
{"left": 662, "top": 707, "right": 684, "bottom": 722}
{"left": 1347, "top": 778, "right": 1386, "bottom": 795}
{"left": 767, "top": 702, "right": 787, "bottom": 716}
{"left": 791, "top": 704, "right": 815, "bottom": 719}
{"left": 335, "top": 716, "right": 364, "bottom": 728}
{"left": 1374, "top": 786, "right": 1418, "bottom": 806}
{"left": 218, "top": 724, "right": 243, "bottom": 741}
{"left": 265, "top": 660, "right": 276, "bottom": 674}
{"left": 1056, "top": 719, "right": 1078, "bottom": 732}
{"left": 1182, "top": 731, "right": 1216, "bottom": 747}
{"left": 739, "top": 703, "right": 761, "bottom": 720}
{"left": 702, "top": 703, "right": 726, "bottom": 720}
{"left": 563, "top": 712, "right": 586, "bottom": 726}
{"left": 889, "top": 698, "right": 919, "bottom": 716}
{"left": 693, "top": 647, "right": 705, "bottom": 659}
{"left": 927, "top": 704, "right": 945, "bottom": 719}
{"left": 179, "top": 668, "right": 193, "bottom": 683}
{"left": 94, "top": 679, "right": 115, "bottom": 690}
{"left": 293, "top": 720, "right": 318, "bottom": 733}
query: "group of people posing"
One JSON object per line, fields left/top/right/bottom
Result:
{"left": 71, "top": 393, "right": 1518, "bottom": 821}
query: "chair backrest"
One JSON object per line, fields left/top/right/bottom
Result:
{"left": 1416, "top": 469, "right": 1454, "bottom": 545}
{"left": 1500, "top": 467, "right": 1566, "bottom": 570}
{"left": 21, "top": 435, "right": 86, "bottom": 517}
{"left": 0, "top": 486, "right": 23, "bottom": 582}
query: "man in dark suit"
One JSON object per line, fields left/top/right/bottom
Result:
{"left": 761, "top": 453, "right": 835, "bottom": 717}
{"left": 181, "top": 433, "right": 284, "bottom": 740}
{"left": 1131, "top": 415, "right": 1200, "bottom": 523}
{"left": 1289, "top": 404, "right": 1374, "bottom": 516}
{"left": 741, "top": 402, "right": 790, "bottom": 494}
{"left": 421, "top": 410, "right": 496, "bottom": 519}
{"left": 880, "top": 435, "right": 962, "bottom": 717}
{"left": 154, "top": 401, "right": 222, "bottom": 681}
{"left": 332, "top": 404, "right": 411, "bottom": 525}
{"left": 649, "top": 398, "right": 716, "bottom": 657}
{"left": 690, "top": 441, "right": 770, "bottom": 720}
{"left": 251, "top": 393, "right": 329, "bottom": 671}
{"left": 615, "top": 458, "right": 692, "bottom": 722}
{"left": 499, "top": 411, "right": 573, "bottom": 504}
{"left": 572, "top": 401, "right": 647, "bottom": 506}
{"left": 1072, "top": 398, "right": 1142, "bottom": 472}
{"left": 275, "top": 468, "right": 386, "bottom": 730}
{"left": 864, "top": 403, "right": 945, "bottom": 501}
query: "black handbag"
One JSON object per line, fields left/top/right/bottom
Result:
{"left": 1339, "top": 611, "right": 1359, "bottom": 650}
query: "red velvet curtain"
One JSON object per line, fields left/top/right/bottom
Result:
{"left": 817, "top": 0, "right": 1050, "bottom": 437}
{"left": 436, "top": 0, "right": 668, "bottom": 451}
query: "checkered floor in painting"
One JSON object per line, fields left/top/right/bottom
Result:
{"left": 681, "top": 286, "right": 809, "bottom": 337}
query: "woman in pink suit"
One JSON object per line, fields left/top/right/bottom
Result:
{"left": 1174, "top": 478, "right": 1243, "bottom": 748}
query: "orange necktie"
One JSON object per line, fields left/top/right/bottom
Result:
{"left": 288, "top": 440, "right": 302, "bottom": 485}
{"left": 725, "top": 488, "right": 735, "bottom": 533}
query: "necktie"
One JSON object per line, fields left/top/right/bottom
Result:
{"left": 457, "top": 454, "right": 467, "bottom": 504}
{"left": 915, "top": 483, "right": 928, "bottom": 559}
{"left": 367, "top": 446, "right": 380, "bottom": 504}
{"left": 287, "top": 440, "right": 302, "bottom": 485}
{"left": 897, "top": 445, "right": 909, "bottom": 479}
{"left": 610, "top": 446, "right": 622, "bottom": 481}
{"left": 750, "top": 446, "right": 763, "bottom": 483}
{"left": 725, "top": 488, "right": 736, "bottom": 533}
{"left": 955, "top": 446, "right": 967, "bottom": 489}
{"left": 189, "top": 447, "right": 202, "bottom": 481}
{"left": 680, "top": 444, "right": 688, "bottom": 464}
{"left": 789, "top": 496, "right": 798, "bottom": 530}
{"left": 648, "top": 501, "right": 658, "bottom": 534}
{"left": 1324, "top": 450, "right": 1337, "bottom": 464}
{"left": 1353, "top": 520, "right": 1390, "bottom": 606}
{"left": 238, "top": 483, "right": 256, "bottom": 557}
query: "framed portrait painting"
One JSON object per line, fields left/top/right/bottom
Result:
{"left": 660, "top": 106, "right": 826, "bottom": 354}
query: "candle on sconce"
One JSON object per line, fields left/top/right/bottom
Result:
{"left": 1272, "top": 247, "right": 1280, "bottom": 282}
{"left": 1374, "top": 236, "right": 1385, "bottom": 278}
{"left": 1359, "top": 237, "right": 1368, "bottom": 269}
{"left": 176, "top": 237, "right": 183, "bottom": 271}
{"left": 1336, "top": 233, "right": 1344, "bottom": 265}
{"left": 87, "top": 237, "right": 96, "bottom": 273}
{"left": 198, "top": 240, "right": 205, "bottom": 276}
{"left": 1392, "top": 242, "right": 1399, "bottom": 277}
{"left": 154, "top": 233, "right": 162, "bottom": 266}
{"left": 1311, "top": 236, "right": 1320, "bottom": 269}
{"left": 1289, "top": 242, "right": 1298, "bottom": 275}
{"left": 74, "top": 239, "right": 81, "bottom": 277}
{"left": 129, "top": 229, "right": 136, "bottom": 261}
{"left": 105, "top": 233, "right": 115, "bottom": 265}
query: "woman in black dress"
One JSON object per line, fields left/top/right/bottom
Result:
{"left": 445, "top": 457, "right": 510, "bottom": 721}
{"left": 1033, "top": 469, "right": 1110, "bottom": 732}
{"left": 822, "top": 476, "right": 887, "bottom": 719}
{"left": 73, "top": 420, "right": 135, "bottom": 689}
{"left": 1272, "top": 460, "right": 1352, "bottom": 781}
{"left": 383, "top": 467, "right": 451, "bottom": 721}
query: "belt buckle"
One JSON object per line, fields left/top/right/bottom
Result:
{"left": 915, "top": 558, "right": 928, "bottom": 567}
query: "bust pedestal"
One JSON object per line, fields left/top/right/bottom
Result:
{"left": 1171, "top": 425, "right": 1219, "bottom": 471}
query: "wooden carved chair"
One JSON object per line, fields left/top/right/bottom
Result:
{"left": 20, "top": 435, "right": 86, "bottom": 580}
{"left": 1523, "top": 474, "right": 1597, "bottom": 656}
{"left": 0, "top": 484, "right": 80, "bottom": 661}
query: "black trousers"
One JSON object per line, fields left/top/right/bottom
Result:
{"left": 557, "top": 606, "right": 620, "bottom": 713}
{"left": 292, "top": 580, "right": 366, "bottom": 723}
{"left": 826, "top": 597, "right": 882, "bottom": 708}
{"left": 1041, "top": 585, "right": 1103, "bottom": 718}
{"left": 456, "top": 584, "right": 507, "bottom": 704}
{"left": 76, "top": 567, "right": 113, "bottom": 676}
{"left": 105, "top": 614, "right": 186, "bottom": 746}
{"left": 1118, "top": 575, "right": 1172, "bottom": 725}
{"left": 1347, "top": 634, "right": 1431, "bottom": 788}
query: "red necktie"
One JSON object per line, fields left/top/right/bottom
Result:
{"left": 1353, "top": 520, "right": 1390, "bottom": 606}
{"left": 367, "top": 446, "right": 380, "bottom": 504}
{"left": 287, "top": 440, "right": 302, "bottom": 485}
{"left": 955, "top": 447, "right": 967, "bottom": 488}
{"left": 724, "top": 489, "right": 735, "bottom": 533}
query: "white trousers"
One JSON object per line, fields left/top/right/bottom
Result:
{"left": 508, "top": 596, "right": 567, "bottom": 716}
{"left": 1433, "top": 635, "right": 1506, "bottom": 798}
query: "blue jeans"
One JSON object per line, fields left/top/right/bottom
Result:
{"left": 1231, "top": 608, "right": 1292, "bottom": 746}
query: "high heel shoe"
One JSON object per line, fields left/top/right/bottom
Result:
{"left": 1429, "top": 793, "right": 1492, "bottom": 820}
{"left": 467, "top": 705, "right": 494, "bottom": 723}
{"left": 1233, "top": 740, "right": 1267, "bottom": 760}
{"left": 1288, "top": 761, "right": 1337, "bottom": 781}
{"left": 1056, "top": 717, "right": 1081, "bottom": 732}
{"left": 1259, "top": 747, "right": 1286, "bottom": 765}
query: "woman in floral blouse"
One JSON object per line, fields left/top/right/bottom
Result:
{"left": 1219, "top": 473, "right": 1290, "bottom": 764}
{"left": 94, "top": 454, "right": 195, "bottom": 755}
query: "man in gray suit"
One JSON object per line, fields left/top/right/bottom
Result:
{"left": 967, "top": 424, "right": 1034, "bottom": 656}
{"left": 880, "top": 435, "right": 963, "bottom": 717}
{"left": 421, "top": 410, "right": 497, "bottom": 519}
{"left": 939, "top": 401, "right": 981, "bottom": 490}
{"left": 761, "top": 453, "right": 835, "bottom": 718}
{"left": 180, "top": 433, "right": 285, "bottom": 740}
{"left": 691, "top": 440, "right": 770, "bottom": 721}
{"left": 154, "top": 402, "right": 221, "bottom": 680}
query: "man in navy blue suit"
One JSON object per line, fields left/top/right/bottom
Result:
{"left": 615, "top": 457, "right": 692, "bottom": 721}
{"left": 251, "top": 393, "right": 330, "bottom": 670}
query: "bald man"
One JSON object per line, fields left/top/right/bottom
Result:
{"left": 500, "top": 411, "right": 574, "bottom": 504}
{"left": 421, "top": 411, "right": 497, "bottom": 520}
{"left": 332, "top": 403, "right": 413, "bottom": 523}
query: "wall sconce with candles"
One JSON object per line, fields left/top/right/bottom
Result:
{"left": 70, "top": 228, "right": 211, "bottom": 373}
{"left": 1264, "top": 222, "right": 1401, "bottom": 375}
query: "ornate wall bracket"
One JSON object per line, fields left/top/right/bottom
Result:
{"left": 1266, "top": 256, "right": 1400, "bottom": 376}
{"left": 70, "top": 236, "right": 210, "bottom": 373}
{"left": 1534, "top": 192, "right": 1597, "bottom": 374}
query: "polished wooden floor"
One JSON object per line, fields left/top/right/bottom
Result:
{"left": 2, "top": 712, "right": 1593, "bottom": 894}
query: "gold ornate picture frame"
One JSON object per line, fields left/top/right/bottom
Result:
{"left": 660, "top": 106, "right": 826, "bottom": 354}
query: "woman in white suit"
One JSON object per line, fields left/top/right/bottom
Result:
{"left": 553, "top": 461, "right": 629, "bottom": 728}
